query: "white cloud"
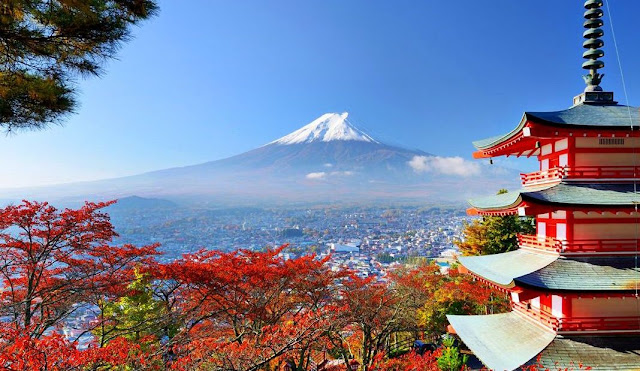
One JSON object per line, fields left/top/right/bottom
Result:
{"left": 306, "top": 172, "right": 327, "bottom": 180}
{"left": 306, "top": 170, "right": 354, "bottom": 181}
{"left": 408, "top": 156, "right": 481, "bottom": 177}
{"left": 330, "top": 171, "right": 354, "bottom": 176}
{"left": 323, "top": 163, "right": 334, "bottom": 168}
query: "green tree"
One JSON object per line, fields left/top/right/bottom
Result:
{"left": 0, "top": 0, "right": 158, "bottom": 131}
{"left": 437, "top": 336, "right": 468, "bottom": 371}
{"left": 456, "top": 190, "right": 534, "bottom": 256}
{"left": 94, "top": 269, "right": 174, "bottom": 346}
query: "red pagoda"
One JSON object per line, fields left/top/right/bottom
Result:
{"left": 447, "top": 1, "right": 640, "bottom": 370}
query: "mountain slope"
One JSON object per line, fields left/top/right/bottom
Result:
{"left": 215, "top": 141, "right": 429, "bottom": 172}
{"left": 1, "top": 112, "right": 519, "bottom": 205}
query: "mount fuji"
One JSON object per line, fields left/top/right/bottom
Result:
{"left": 2, "top": 113, "right": 518, "bottom": 205}
{"left": 269, "top": 112, "right": 377, "bottom": 144}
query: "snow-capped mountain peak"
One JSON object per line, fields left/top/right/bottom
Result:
{"left": 270, "top": 112, "right": 378, "bottom": 145}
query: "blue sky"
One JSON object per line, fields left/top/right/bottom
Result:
{"left": 2, "top": 0, "right": 640, "bottom": 188}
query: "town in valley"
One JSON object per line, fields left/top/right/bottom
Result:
{"left": 108, "top": 198, "right": 471, "bottom": 277}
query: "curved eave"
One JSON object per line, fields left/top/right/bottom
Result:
{"left": 458, "top": 250, "right": 559, "bottom": 288}
{"left": 472, "top": 104, "right": 640, "bottom": 159}
{"left": 467, "top": 196, "right": 545, "bottom": 217}
{"left": 473, "top": 114, "right": 527, "bottom": 150}
{"left": 472, "top": 116, "right": 554, "bottom": 159}
{"left": 515, "top": 256, "right": 640, "bottom": 292}
{"left": 447, "top": 312, "right": 556, "bottom": 371}
{"left": 472, "top": 114, "right": 529, "bottom": 159}
{"left": 460, "top": 250, "right": 640, "bottom": 292}
{"left": 468, "top": 183, "right": 640, "bottom": 216}
{"left": 467, "top": 192, "right": 523, "bottom": 215}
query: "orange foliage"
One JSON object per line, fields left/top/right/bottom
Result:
{"left": 155, "top": 246, "right": 347, "bottom": 370}
{"left": 371, "top": 350, "right": 442, "bottom": 371}
{"left": 0, "top": 327, "right": 160, "bottom": 370}
{"left": 391, "top": 264, "right": 509, "bottom": 335}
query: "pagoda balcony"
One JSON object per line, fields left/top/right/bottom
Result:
{"left": 518, "top": 234, "right": 640, "bottom": 255}
{"left": 513, "top": 301, "right": 559, "bottom": 330}
{"left": 514, "top": 301, "right": 640, "bottom": 333}
{"left": 520, "top": 166, "right": 640, "bottom": 187}
{"left": 518, "top": 234, "right": 562, "bottom": 253}
{"left": 520, "top": 167, "right": 567, "bottom": 186}
{"left": 559, "top": 317, "right": 640, "bottom": 333}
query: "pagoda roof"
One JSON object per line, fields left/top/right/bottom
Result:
{"left": 447, "top": 311, "right": 556, "bottom": 371}
{"left": 535, "top": 336, "right": 640, "bottom": 370}
{"left": 468, "top": 183, "right": 640, "bottom": 213}
{"left": 458, "top": 250, "right": 558, "bottom": 288}
{"left": 528, "top": 104, "right": 640, "bottom": 128}
{"left": 473, "top": 103, "right": 640, "bottom": 150}
{"left": 448, "top": 312, "right": 640, "bottom": 370}
{"left": 460, "top": 250, "right": 640, "bottom": 292}
{"left": 468, "top": 189, "right": 522, "bottom": 211}
{"left": 517, "top": 256, "right": 640, "bottom": 291}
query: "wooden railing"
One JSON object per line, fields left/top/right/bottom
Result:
{"left": 559, "top": 317, "right": 640, "bottom": 332}
{"left": 518, "top": 234, "right": 639, "bottom": 254}
{"left": 564, "top": 239, "right": 639, "bottom": 254}
{"left": 514, "top": 302, "right": 640, "bottom": 333}
{"left": 520, "top": 167, "right": 566, "bottom": 186}
{"left": 513, "top": 302, "right": 558, "bottom": 329}
{"left": 565, "top": 166, "right": 640, "bottom": 179}
{"left": 518, "top": 234, "right": 562, "bottom": 253}
{"left": 520, "top": 166, "right": 640, "bottom": 186}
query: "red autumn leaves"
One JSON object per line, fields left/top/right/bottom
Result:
{"left": 0, "top": 200, "right": 503, "bottom": 370}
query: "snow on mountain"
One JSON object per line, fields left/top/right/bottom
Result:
{"left": 270, "top": 112, "right": 378, "bottom": 145}
{"left": 2, "top": 111, "right": 519, "bottom": 205}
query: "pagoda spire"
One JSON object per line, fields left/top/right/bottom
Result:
{"left": 573, "top": 0, "right": 615, "bottom": 105}
{"left": 582, "top": 0, "right": 605, "bottom": 91}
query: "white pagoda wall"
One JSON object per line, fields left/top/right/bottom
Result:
{"left": 575, "top": 137, "right": 640, "bottom": 148}
{"left": 575, "top": 153, "right": 638, "bottom": 167}
{"left": 573, "top": 223, "right": 637, "bottom": 240}
{"left": 572, "top": 211, "right": 640, "bottom": 240}
{"left": 571, "top": 297, "right": 640, "bottom": 318}
{"left": 574, "top": 137, "right": 640, "bottom": 168}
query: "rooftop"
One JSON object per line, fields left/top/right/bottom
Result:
{"left": 473, "top": 103, "right": 639, "bottom": 151}
{"left": 527, "top": 103, "right": 638, "bottom": 128}
{"left": 448, "top": 312, "right": 640, "bottom": 370}
{"left": 535, "top": 335, "right": 640, "bottom": 370}
{"left": 447, "top": 311, "right": 556, "bottom": 371}
{"left": 459, "top": 249, "right": 640, "bottom": 292}
{"left": 458, "top": 249, "right": 557, "bottom": 288}
{"left": 468, "top": 183, "right": 640, "bottom": 212}
{"left": 518, "top": 256, "right": 640, "bottom": 291}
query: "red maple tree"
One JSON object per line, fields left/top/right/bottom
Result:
{"left": 327, "top": 275, "right": 405, "bottom": 371}
{"left": 154, "top": 246, "right": 346, "bottom": 370}
{"left": 0, "top": 329, "right": 159, "bottom": 370}
{"left": 0, "top": 201, "right": 554, "bottom": 370}
{"left": 0, "top": 200, "right": 160, "bottom": 369}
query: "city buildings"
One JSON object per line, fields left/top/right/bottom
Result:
{"left": 109, "top": 204, "right": 468, "bottom": 277}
